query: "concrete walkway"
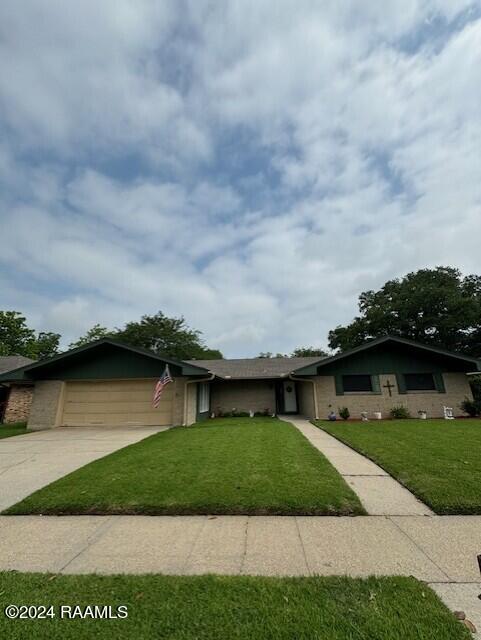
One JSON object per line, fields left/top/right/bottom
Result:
{"left": 0, "top": 426, "right": 166, "bottom": 511}
{"left": 0, "top": 514, "right": 479, "bottom": 627}
{"left": 284, "top": 417, "right": 433, "bottom": 516}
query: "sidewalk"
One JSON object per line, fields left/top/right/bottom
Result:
{"left": 284, "top": 417, "right": 433, "bottom": 516}
{"left": 1, "top": 514, "right": 480, "bottom": 579}
{"left": 1, "top": 514, "right": 480, "bottom": 627}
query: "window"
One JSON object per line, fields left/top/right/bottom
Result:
{"left": 404, "top": 373, "right": 436, "bottom": 391}
{"left": 342, "top": 374, "right": 373, "bottom": 393}
{"left": 198, "top": 382, "right": 210, "bottom": 413}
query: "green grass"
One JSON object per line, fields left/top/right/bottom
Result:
{"left": 0, "top": 422, "right": 28, "bottom": 440}
{"left": 317, "top": 418, "right": 481, "bottom": 514}
{"left": 4, "top": 417, "right": 364, "bottom": 516}
{"left": 0, "top": 572, "right": 469, "bottom": 640}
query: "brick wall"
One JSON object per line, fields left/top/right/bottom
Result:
{"left": 3, "top": 385, "right": 34, "bottom": 423}
{"left": 28, "top": 380, "right": 65, "bottom": 430}
{"left": 307, "top": 372, "right": 473, "bottom": 420}
{"left": 211, "top": 380, "right": 276, "bottom": 415}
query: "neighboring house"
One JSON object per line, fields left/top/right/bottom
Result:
{"left": 0, "top": 355, "right": 36, "bottom": 423}
{"left": 0, "top": 336, "right": 478, "bottom": 430}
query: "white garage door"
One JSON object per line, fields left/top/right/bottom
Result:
{"left": 61, "top": 380, "right": 174, "bottom": 427}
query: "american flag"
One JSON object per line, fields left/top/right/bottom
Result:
{"left": 152, "top": 365, "right": 173, "bottom": 408}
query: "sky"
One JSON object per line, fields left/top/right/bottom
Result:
{"left": 1, "top": 1, "right": 481, "bottom": 357}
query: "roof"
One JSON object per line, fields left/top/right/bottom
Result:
{"left": 0, "top": 339, "right": 210, "bottom": 382}
{"left": 293, "top": 335, "right": 481, "bottom": 375}
{"left": 186, "top": 356, "right": 324, "bottom": 379}
{"left": 0, "top": 355, "right": 35, "bottom": 375}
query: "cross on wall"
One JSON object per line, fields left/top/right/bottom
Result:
{"left": 383, "top": 380, "right": 396, "bottom": 397}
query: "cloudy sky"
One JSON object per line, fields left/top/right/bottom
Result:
{"left": 1, "top": 1, "right": 481, "bottom": 357}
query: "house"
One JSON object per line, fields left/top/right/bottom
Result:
{"left": 0, "top": 355, "right": 36, "bottom": 423}
{"left": 0, "top": 336, "right": 478, "bottom": 430}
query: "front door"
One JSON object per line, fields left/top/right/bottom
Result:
{"left": 276, "top": 381, "right": 297, "bottom": 414}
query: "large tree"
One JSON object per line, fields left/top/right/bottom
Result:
{"left": 291, "top": 346, "right": 328, "bottom": 358}
{"left": 0, "top": 311, "right": 60, "bottom": 360}
{"left": 258, "top": 347, "right": 328, "bottom": 358}
{"left": 71, "top": 312, "right": 223, "bottom": 360}
{"left": 69, "top": 324, "right": 116, "bottom": 349}
{"left": 328, "top": 267, "right": 481, "bottom": 357}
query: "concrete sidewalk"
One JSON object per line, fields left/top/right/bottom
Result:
{"left": 285, "top": 417, "right": 433, "bottom": 516}
{"left": 1, "top": 514, "right": 479, "bottom": 579}
{"left": 1, "top": 514, "right": 480, "bottom": 628}
{"left": 0, "top": 426, "right": 166, "bottom": 511}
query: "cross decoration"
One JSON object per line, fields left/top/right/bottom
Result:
{"left": 383, "top": 380, "right": 395, "bottom": 397}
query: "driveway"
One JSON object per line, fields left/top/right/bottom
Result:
{"left": 0, "top": 426, "right": 167, "bottom": 511}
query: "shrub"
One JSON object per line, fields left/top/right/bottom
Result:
{"left": 338, "top": 407, "right": 350, "bottom": 421}
{"left": 390, "top": 405, "right": 411, "bottom": 419}
{"left": 460, "top": 398, "right": 481, "bottom": 417}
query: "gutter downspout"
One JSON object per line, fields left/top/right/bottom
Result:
{"left": 288, "top": 373, "right": 319, "bottom": 420}
{"left": 183, "top": 373, "right": 215, "bottom": 426}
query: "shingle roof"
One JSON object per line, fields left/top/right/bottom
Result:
{"left": 0, "top": 355, "right": 35, "bottom": 374}
{"left": 185, "top": 356, "right": 324, "bottom": 379}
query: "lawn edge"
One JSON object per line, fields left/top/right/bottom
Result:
{"left": 312, "top": 420, "right": 481, "bottom": 516}
{"left": 3, "top": 419, "right": 367, "bottom": 517}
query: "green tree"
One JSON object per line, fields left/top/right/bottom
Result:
{"left": 291, "top": 347, "right": 327, "bottom": 358}
{"left": 0, "top": 311, "right": 60, "bottom": 359}
{"left": 33, "top": 332, "right": 61, "bottom": 360}
{"left": 70, "top": 312, "right": 223, "bottom": 360}
{"left": 69, "top": 324, "right": 116, "bottom": 349}
{"left": 258, "top": 352, "right": 288, "bottom": 358}
{"left": 118, "top": 312, "right": 222, "bottom": 360}
{"left": 328, "top": 267, "right": 481, "bottom": 356}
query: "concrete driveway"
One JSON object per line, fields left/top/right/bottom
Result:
{"left": 0, "top": 426, "right": 167, "bottom": 511}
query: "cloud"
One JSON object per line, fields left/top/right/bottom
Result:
{"left": 0, "top": 1, "right": 480, "bottom": 355}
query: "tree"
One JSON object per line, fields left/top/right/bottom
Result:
{"left": 117, "top": 312, "right": 222, "bottom": 360}
{"left": 33, "top": 332, "right": 61, "bottom": 360}
{"left": 69, "top": 324, "right": 116, "bottom": 349}
{"left": 328, "top": 267, "right": 481, "bottom": 357}
{"left": 70, "top": 312, "right": 223, "bottom": 360}
{"left": 291, "top": 347, "right": 328, "bottom": 358}
{"left": 258, "top": 352, "right": 288, "bottom": 358}
{"left": 0, "top": 311, "right": 60, "bottom": 359}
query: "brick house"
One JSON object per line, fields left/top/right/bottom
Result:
{"left": 0, "top": 336, "right": 479, "bottom": 430}
{"left": 0, "top": 356, "right": 35, "bottom": 424}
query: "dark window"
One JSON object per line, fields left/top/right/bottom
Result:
{"left": 404, "top": 373, "right": 436, "bottom": 391}
{"left": 342, "top": 374, "right": 373, "bottom": 393}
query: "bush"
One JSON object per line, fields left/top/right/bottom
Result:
{"left": 338, "top": 407, "right": 350, "bottom": 421}
{"left": 460, "top": 398, "right": 481, "bottom": 417}
{"left": 389, "top": 406, "right": 411, "bottom": 419}
{"left": 253, "top": 409, "right": 272, "bottom": 417}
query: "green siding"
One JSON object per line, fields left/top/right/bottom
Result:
{"left": 315, "top": 343, "right": 471, "bottom": 377}
{"left": 29, "top": 344, "right": 185, "bottom": 380}
{"left": 308, "top": 344, "right": 467, "bottom": 396}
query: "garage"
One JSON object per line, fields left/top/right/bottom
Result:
{"left": 61, "top": 380, "right": 174, "bottom": 427}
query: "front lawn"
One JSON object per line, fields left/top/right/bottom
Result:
{"left": 317, "top": 419, "right": 481, "bottom": 514}
{"left": 4, "top": 417, "right": 364, "bottom": 516}
{"left": 0, "top": 422, "right": 28, "bottom": 440}
{"left": 0, "top": 572, "right": 468, "bottom": 640}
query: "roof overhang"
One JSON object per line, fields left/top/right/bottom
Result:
{"left": 291, "top": 335, "right": 481, "bottom": 376}
{"left": 0, "top": 339, "right": 211, "bottom": 383}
